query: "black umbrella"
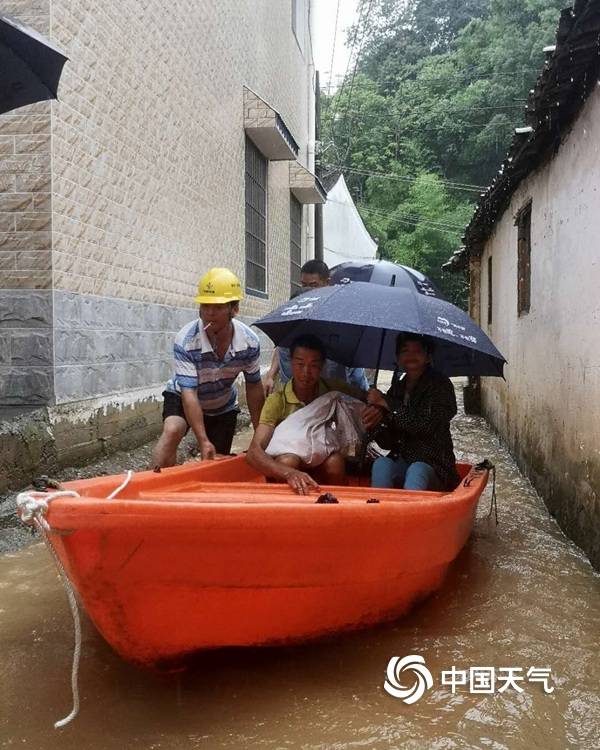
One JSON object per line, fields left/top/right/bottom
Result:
{"left": 0, "top": 12, "right": 68, "bottom": 115}
{"left": 254, "top": 282, "right": 505, "bottom": 378}
{"left": 330, "top": 259, "right": 444, "bottom": 298}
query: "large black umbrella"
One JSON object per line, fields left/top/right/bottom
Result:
{"left": 0, "top": 12, "right": 68, "bottom": 115}
{"left": 254, "top": 282, "right": 505, "bottom": 378}
{"left": 330, "top": 259, "right": 444, "bottom": 299}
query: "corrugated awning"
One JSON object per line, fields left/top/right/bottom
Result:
{"left": 289, "top": 161, "right": 327, "bottom": 204}
{"left": 243, "top": 86, "right": 299, "bottom": 161}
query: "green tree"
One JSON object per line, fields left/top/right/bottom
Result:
{"left": 321, "top": 0, "right": 565, "bottom": 305}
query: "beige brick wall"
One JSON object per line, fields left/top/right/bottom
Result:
{"left": 1, "top": 0, "right": 316, "bottom": 413}
{"left": 50, "top": 0, "right": 314, "bottom": 313}
{"left": 0, "top": 0, "right": 52, "bottom": 292}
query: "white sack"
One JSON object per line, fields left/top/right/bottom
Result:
{"left": 265, "top": 391, "right": 365, "bottom": 467}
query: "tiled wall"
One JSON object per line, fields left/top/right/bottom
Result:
{"left": 0, "top": 1, "right": 54, "bottom": 408}
{"left": 0, "top": 0, "right": 314, "bottom": 409}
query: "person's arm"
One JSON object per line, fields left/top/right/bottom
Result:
{"left": 262, "top": 349, "right": 280, "bottom": 397}
{"left": 245, "top": 380, "right": 265, "bottom": 428}
{"left": 346, "top": 367, "right": 369, "bottom": 392}
{"left": 385, "top": 378, "right": 457, "bottom": 436}
{"left": 180, "top": 388, "right": 216, "bottom": 460}
{"left": 246, "top": 423, "right": 320, "bottom": 495}
{"left": 362, "top": 387, "right": 389, "bottom": 431}
{"left": 326, "top": 377, "right": 368, "bottom": 402}
{"left": 173, "top": 334, "right": 217, "bottom": 460}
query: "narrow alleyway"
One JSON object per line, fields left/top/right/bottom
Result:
{"left": 1, "top": 392, "right": 599, "bottom": 749}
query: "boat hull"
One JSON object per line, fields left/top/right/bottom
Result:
{"left": 41, "top": 457, "right": 487, "bottom": 667}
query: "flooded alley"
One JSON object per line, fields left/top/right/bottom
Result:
{"left": 1, "top": 399, "right": 599, "bottom": 750}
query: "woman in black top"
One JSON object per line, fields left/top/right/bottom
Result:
{"left": 365, "top": 333, "right": 460, "bottom": 492}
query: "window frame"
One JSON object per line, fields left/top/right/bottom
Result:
{"left": 289, "top": 195, "right": 303, "bottom": 297}
{"left": 516, "top": 201, "right": 532, "bottom": 317}
{"left": 244, "top": 137, "right": 268, "bottom": 298}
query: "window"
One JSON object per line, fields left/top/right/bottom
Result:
{"left": 487, "top": 256, "right": 493, "bottom": 326}
{"left": 290, "top": 196, "right": 303, "bottom": 296}
{"left": 516, "top": 202, "right": 531, "bottom": 316}
{"left": 245, "top": 137, "right": 268, "bottom": 296}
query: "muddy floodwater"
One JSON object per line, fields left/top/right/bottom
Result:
{"left": 1, "top": 403, "right": 599, "bottom": 749}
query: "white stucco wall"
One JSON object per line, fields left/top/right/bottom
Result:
{"left": 478, "top": 84, "right": 600, "bottom": 566}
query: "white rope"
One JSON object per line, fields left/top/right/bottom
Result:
{"left": 106, "top": 470, "right": 133, "bottom": 499}
{"left": 16, "top": 470, "right": 135, "bottom": 728}
{"left": 35, "top": 516, "right": 82, "bottom": 729}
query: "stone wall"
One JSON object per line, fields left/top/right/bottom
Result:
{"left": 476, "top": 87, "right": 600, "bottom": 570}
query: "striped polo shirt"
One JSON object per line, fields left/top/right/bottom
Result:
{"left": 164, "top": 318, "right": 261, "bottom": 416}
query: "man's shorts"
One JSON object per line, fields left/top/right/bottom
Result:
{"left": 162, "top": 391, "right": 238, "bottom": 455}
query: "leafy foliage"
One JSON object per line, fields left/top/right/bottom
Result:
{"left": 321, "top": 0, "right": 564, "bottom": 306}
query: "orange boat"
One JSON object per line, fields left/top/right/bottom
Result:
{"left": 28, "top": 456, "right": 489, "bottom": 667}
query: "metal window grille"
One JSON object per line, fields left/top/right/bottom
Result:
{"left": 517, "top": 203, "right": 531, "bottom": 316}
{"left": 290, "top": 196, "right": 303, "bottom": 296}
{"left": 245, "top": 137, "right": 267, "bottom": 295}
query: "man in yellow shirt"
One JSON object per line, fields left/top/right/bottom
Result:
{"left": 246, "top": 334, "right": 375, "bottom": 494}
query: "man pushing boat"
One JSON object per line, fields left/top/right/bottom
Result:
{"left": 152, "top": 268, "right": 265, "bottom": 468}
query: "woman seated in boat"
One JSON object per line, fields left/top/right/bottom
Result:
{"left": 246, "top": 334, "right": 367, "bottom": 494}
{"left": 366, "top": 332, "right": 460, "bottom": 492}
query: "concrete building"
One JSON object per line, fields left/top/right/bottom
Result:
{"left": 447, "top": 0, "right": 600, "bottom": 569}
{"left": 322, "top": 173, "right": 378, "bottom": 268}
{"left": 0, "top": 0, "right": 325, "bottom": 484}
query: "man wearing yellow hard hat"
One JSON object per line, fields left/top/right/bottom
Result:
{"left": 152, "top": 268, "right": 265, "bottom": 467}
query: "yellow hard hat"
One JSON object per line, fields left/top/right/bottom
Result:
{"left": 195, "top": 268, "right": 244, "bottom": 304}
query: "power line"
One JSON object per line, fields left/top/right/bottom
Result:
{"left": 326, "top": 164, "right": 485, "bottom": 192}
{"left": 339, "top": 0, "right": 376, "bottom": 158}
{"left": 326, "top": 0, "right": 342, "bottom": 98}
{"left": 329, "top": 0, "right": 368, "bottom": 126}
{"left": 322, "top": 67, "right": 541, "bottom": 87}
{"left": 360, "top": 211, "right": 462, "bottom": 236}
{"left": 324, "top": 101, "right": 524, "bottom": 115}
{"left": 360, "top": 212, "right": 463, "bottom": 236}
{"left": 358, "top": 204, "right": 465, "bottom": 231}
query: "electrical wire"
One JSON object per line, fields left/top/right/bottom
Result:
{"left": 326, "top": 0, "right": 342, "bottom": 97}
{"left": 358, "top": 204, "right": 466, "bottom": 231}
{"left": 326, "top": 164, "right": 485, "bottom": 192}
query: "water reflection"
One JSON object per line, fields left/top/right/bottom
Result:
{"left": 1, "top": 406, "right": 599, "bottom": 749}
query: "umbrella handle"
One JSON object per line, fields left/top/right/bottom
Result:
{"left": 372, "top": 274, "right": 396, "bottom": 387}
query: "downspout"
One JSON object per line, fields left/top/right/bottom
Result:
{"left": 313, "top": 69, "right": 323, "bottom": 261}
{"left": 305, "top": 0, "right": 318, "bottom": 261}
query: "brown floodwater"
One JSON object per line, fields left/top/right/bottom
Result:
{"left": 1, "top": 404, "right": 599, "bottom": 749}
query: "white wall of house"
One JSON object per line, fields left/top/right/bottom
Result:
{"left": 478, "top": 85, "right": 600, "bottom": 566}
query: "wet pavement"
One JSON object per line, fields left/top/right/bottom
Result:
{"left": 1, "top": 397, "right": 599, "bottom": 748}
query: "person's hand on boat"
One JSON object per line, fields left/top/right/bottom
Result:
{"left": 284, "top": 468, "right": 320, "bottom": 495}
{"left": 199, "top": 438, "right": 217, "bottom": 460}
